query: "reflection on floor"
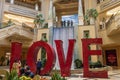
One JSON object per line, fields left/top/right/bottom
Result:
{"left": 0, "top": 66, "right": 120, "bottom": 80}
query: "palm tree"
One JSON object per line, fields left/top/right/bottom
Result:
{"left": 34, "top": 14, "right": 45, "bottom": 28}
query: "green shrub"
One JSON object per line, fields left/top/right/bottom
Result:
{"left": 6, "top": 70, "right": 20, "bottom": 80}
{"left": 89, "top": 60, "right": 102, "bottom": 68}
{"left": 74, "top": 59, "right": 83, "bottom": 68}
{"left": 50, "top": 72, "right": 67, "bottom": 80}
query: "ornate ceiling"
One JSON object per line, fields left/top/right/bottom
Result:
{"left": 54, "top": 0, "right": 84, "bottom": 16}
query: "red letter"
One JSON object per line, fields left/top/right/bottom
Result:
{"left": 10, "top": 42, "right": 22, "bottom": 71}
{"left": 27, "top": 41, "right": 56, "bottom": 75}
{"left": 55, "top": 39, "right": 76, "bottom": 77}
{"left": 81, "top": 38, "right": 108, "bottom": 78}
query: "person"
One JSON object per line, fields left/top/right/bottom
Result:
{"left": 67, "top": 20, "right": 70, "bottom": 27}
{"left": 71, "top": 20, "right": 73, "bottom": 26}
{"left": 63, "top": 20, "right": 66, "bottom": 27}
{"left": 12, "top": 60, "right": 21, "bottom": 75}
{"left": 61, "top": 21, "right": 63, "bottom": 27}
{"left": 19, "top": 67, "right": 25, "bottom": 76}
{"left": 24, "top": 63, "right": 29, "bottom": 71}
{"left": 36, "top": 59, "right": 42, "bottom": 74}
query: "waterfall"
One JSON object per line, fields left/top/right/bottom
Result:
{"left": 50, "top": 27, "right": 76, "bottom": 70}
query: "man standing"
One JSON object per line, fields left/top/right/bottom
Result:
{"left": 36, "top": 59, "right": 42, "bottom": 74}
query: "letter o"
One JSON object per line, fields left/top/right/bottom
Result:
{"left": 26, "top": 41, "right": 56, "bottom": 75}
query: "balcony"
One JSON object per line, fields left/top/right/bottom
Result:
{"left": 4, "top": 3, "right": 41, "bottom": 18}
{"left": 5, "top": 0, "right": 41, "bottom": 11}
{"left": 97, "top": 0, "right": 120, "bottom": 12}
{"left": 106, "top": 13, "right": 120, "bottom": 36}
{"left": 0, "top": 22, "right": 34, "bottom": 47}
{"left": 0, "top": 23, "right": 34, "bottom": 40}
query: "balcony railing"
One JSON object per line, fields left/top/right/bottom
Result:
{"left": 5, "top": 0, "right": 41, "bottom": 11}
{"left": 99, "top": 0, "right": 120, "bottom": 11}
{"left": 4, "top": 3, "right": 40, "bottom": 18}
{"left": 0, "top": 23, "right": 34, "bottom": 40}
{"left": 0, "top": 22, "right": 15, "bottom": 29}
{"left": 14, "top": 0, "right": 35, "bottom": 10}
{"left": 106, "top": 12, "right": 120, "bottom": 36}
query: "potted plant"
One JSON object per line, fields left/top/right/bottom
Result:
{"left": 74, "top": 59, "right": 83, "bottom": 68}
{"left": 34, "top": 14, "right": 45, "bottom": 28}
{"left": 84, "top": 8, "right": 98, "bottom": 25}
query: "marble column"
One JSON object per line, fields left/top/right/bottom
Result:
{"left": 48, "top": 0, "right": 53, "bottom": 28}
{"left": 0, "top": 0, "right": 5, "bottom": 26}
{"left": 10, "top": 0, "right": 14, "bottom": 4}
{"left": 57, "top": 14, "right": 62, "bottom": 27}
{"left": 78, "top": 0, "right": 84, "bottom": 25}
{"left": 84, "top": 0, "right": 97, "bottom": 13}
{"left": 84, "top": 0, "right": 98, "bottom": 62}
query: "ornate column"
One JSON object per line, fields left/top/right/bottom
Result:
{"left": 0, "top": 0, "right": 5, "bottom": 26}
{"left": 48, "top": 0, "right": 53, "bottom": 28}
{"left": 57, "top": 14, "right": 62, "bottom": 27}
{"left": 78, "top": 0, "right": 84, "bottom": 25}
{"left": 10, "top": 0, "right": 14, "bottom": 4}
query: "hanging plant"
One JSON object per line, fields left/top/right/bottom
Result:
{"left": 84, "top": 8, "right": 98, "bottom": 25}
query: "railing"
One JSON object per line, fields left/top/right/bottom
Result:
{"left": 106, "top": 12, "right": 120, "bottom": 35}
{"left": 14, "top": 0, "right": 35, "bottom": 10}
{"left": 106, "top": 11, "right": 120, "bottom": 28}
{"left": 0, "top": 24, "right": 34, "bottom": 40}
{"left": 4, "top": 3, "right": 40, "bottom": 18}
{"left": 5, "top": 0, "right": 41, "bottom": 11}
{"left": 0, "top": 22, "right": 15, "bottom": 29}
{"left": 99, "top": 0, "right": 120, "bottom": 11}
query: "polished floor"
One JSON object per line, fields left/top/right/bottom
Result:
{"left": 67, "top": 70, "right": 120, "bottom": 80}
{"left": 0, "top": 66, "right": 120, "bottom": 80}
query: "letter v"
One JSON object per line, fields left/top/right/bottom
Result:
{"left": 55, "top": 39, "right": 76, "bottom": 77}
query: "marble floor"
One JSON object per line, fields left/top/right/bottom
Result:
{"left": 0, "top": 66, "right": 120, "bottom": 80}
{"left": 67, "top": 70, "right": 120, "bottom": 80}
